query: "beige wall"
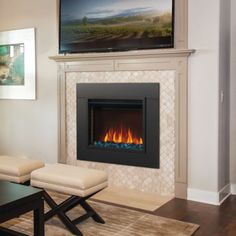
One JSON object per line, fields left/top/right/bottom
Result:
{"left": 0, "top": 0, "right": 58, "bottom": 163}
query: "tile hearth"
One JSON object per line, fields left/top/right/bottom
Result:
{"left": 92, "top": 186, "right": 174, "bottom": 211}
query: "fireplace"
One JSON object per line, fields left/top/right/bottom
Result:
{"left": 77, "top": 83, "right": 160, "bottom": 168}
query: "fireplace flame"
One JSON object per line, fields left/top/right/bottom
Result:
{"left": 103, "top": 127, "right": 143, "bottom": 145}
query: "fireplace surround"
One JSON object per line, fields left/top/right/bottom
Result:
{"left": 51, "top": 48, "right": 194, "bottom": 198}
{"left": 76, "top": 83, "right": 160, "bottom": 168}
{"left": 50, "top": 0, "right": 194, "bottom": 199}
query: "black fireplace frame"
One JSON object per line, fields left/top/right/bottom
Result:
{"left": 77, "top": 83, "right": 160, "bottom": 169}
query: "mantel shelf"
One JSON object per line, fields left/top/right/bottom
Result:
{"left": 49, "top": 49, "right": 195, "bottom": 62}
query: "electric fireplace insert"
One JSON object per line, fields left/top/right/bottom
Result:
{"left": 77, "top": 83, "right": 160, "bottom": 168}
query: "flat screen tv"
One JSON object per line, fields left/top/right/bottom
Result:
{"left": 59, "top": 0, "right": 174, "bottom": 53}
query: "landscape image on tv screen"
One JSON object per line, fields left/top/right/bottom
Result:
{"left": 59, "top": 0, "right": 174, "bottom": 53}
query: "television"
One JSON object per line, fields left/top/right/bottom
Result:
{"left": 59, "top": 0, "right": 174, "bottom": 54}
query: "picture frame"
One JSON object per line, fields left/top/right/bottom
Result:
{"left": 0, "top": 28, "right": 36, "bottom": 99}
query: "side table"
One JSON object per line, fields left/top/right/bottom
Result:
{"left": 0, "top": 181, "right": 44, "bottom": 236}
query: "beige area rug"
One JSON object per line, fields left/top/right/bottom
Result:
{"left": 1, "top": 192, "right": 199, "bottom": 236}
{"left": 92, "top": 187, "right": 174, "bottom": 211}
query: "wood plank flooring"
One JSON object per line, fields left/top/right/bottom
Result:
{"left": 154, "top": 195, "right": 236, "bottom": 236}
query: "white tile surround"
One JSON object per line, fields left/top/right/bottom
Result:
{"left": 66, "top": 71, "right": 175, "bottom": 196}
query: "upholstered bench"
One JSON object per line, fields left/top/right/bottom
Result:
{"left": 31, "top": 163, "right": 108, "bottom": 236}
{"left": 0, "top": 155, "right": 44, "bottom": 184}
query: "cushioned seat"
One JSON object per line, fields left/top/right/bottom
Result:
{"left": 31, "top": 163, "right": 108, "bottom": 197}
{"left": 0, "top": 155, "right": 44, "bottom": 183}
{"left": 31, "top": 163, "right": 108, "bottom": 236}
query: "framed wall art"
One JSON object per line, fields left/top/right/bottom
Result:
{"left": 0, "top": 28, "right": 35, "bottom": 99}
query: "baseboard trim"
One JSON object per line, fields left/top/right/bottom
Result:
{"left": 231, "top": 184, "right": 236, "bottom": 195}
{"left": 219, "top": 184, "right": 231, "bottom": 204}
{"left": 187, "top": 184, "right": 231, "bottom": 205}
{"left": 187, "top": 188, "right": 220, "bottom": 205}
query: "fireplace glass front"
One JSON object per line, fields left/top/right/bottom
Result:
{"left": 76, "top": 83, "right": 159, "bottom": 168}
{"left": 89, "top": 99, "right": 144, "bottom": 152}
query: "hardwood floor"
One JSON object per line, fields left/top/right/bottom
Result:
{"left": 154, "top": 195, "right": 236, "bottom": 236}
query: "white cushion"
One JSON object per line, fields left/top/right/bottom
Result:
{"left": 0, "top": 173, "right": 30, "bottom": 183}
{"left": 31, "top": 163, "right": 108, "bottom": 197}
{"left": 0, "top": 155, "right": 44, "bottom": 183}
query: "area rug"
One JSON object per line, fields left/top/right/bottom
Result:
{"left": 1, "top": 192, "right": 199, "bottom": 236}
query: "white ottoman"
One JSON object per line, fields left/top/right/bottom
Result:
{"left": 0, "top": 155, "right": 44, "bottom": 183}
{"left": 31, "top": 163, "right": 108, "bottom": 197}
{"left": 31, "top": 163, "right": 108, "bottom": 236}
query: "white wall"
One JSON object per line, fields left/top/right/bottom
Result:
{"left": 230, "top": 0, "right": 236, "bottom": 189}
{"left": 188, "top": 0, "right": 220, "bottom": 193}
{"left": 188, "top": 0, "right": 231, "bottom": 204}
{"left": 0, "top": 0, "right": 232, "bottom": 202}
{"left": 0, "top": 0, "right": 58, "bottom": 163}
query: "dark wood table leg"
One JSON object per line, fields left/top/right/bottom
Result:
{"left": 34, "top": 197, "right": 44, "bottom": 236}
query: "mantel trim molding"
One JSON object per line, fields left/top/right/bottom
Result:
{"left": 52, "top": 50, "right": 194, "bottom": 199}
{"left": 50, "top": 49, "right": 195, "bottom": 62}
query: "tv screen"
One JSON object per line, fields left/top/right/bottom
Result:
{"left": 59, "top": 0, "right": 174, "bottom": 53}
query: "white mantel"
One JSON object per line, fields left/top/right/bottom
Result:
{"left": 50, "top": 49, "right": 194, "bottom": 62}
